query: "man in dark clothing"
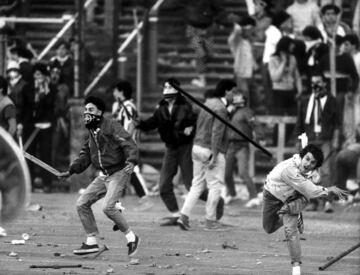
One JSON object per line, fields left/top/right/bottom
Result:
{"left": 0, "top": 76, "right": 16, "bottom": 137}
{"left": 137, "top": 78, "right": 224, "bottom": 226}
{"left": 8, "top": 46, "right": 34, "bottom": 84}
{"left": 294, "top": 73, "right": 341, "bottom": 212}
{"left": 59, "top": 96, "right": 140, "bottom": 257}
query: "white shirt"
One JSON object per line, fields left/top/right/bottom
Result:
{"left": 286, "top": 1, "right": 321, "bottom": 35}
{"left": 262, "top": 25, "right": 282, "bottom": 63}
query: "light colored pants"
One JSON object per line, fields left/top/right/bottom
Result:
{"left": 76, "top": 170, "right": 130, "bottom": 236}
{"left": 181, "top": 145, "right": 225, "bottom": 221}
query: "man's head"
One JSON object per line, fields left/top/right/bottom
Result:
{"left": 232, "top": 90, "right": 247, "bottom": 108}
{"left": 340, "top": 34, "right": 359, "bottom": 55}
{"left": 299, "top": 144, "right": 324, "bottom": 173}
{"left": 56, "top": 40, "right": 70, "bottom": 58}
{"left": 272, "top": 11, "right": 293, "bottom": 34}
{"left": 214, "top": 79, "right": 237, "bottom": 103}
{"left": 6, "top": 60, "right": 20, "bottom": 81}
{"left": 33, "top": 63, "right": 49, "bottom": 84}
{"left": 321, "top": 4, "right": 341, "bottom": 25}
{"left": 49, "top": 63, "right": 61, "bottom": 84}
{"left": 237, "top": 16, "right": 256, "bottom": 39}
{"left": 113, "top": 80, "right": 133, "bottom": 102}
{"left": 83, "top": 96, "right": 106, "bottom": 130}
{"left": 311, "top": 73, "right": 327, "bottom": 96}
{"left": 302, "top": 25, "right": 323, "bottom": 42}
{"left": 254, "top": 0, "right": 271, "bottom": 15}
{"left": 163, "top": 78, "right": 180, "bottom": 102}
{"left": 0, "top": 76, "right": 7, "bottom": 96}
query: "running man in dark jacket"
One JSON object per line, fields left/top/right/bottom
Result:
{"left": 59, "top": 96, "right": 140, "bottom": 257}
{"left": 137, "top": 78, "right": 224, "bottom": 226}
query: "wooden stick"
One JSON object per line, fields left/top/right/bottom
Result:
{"left": 319, "top": 241, "right": 360, "bottom": 271}
{"left": 23, "top": 151, "right": 61, "bottom": 177}
{"left": 30, "top": 264, "right": 82, "bottom": 269}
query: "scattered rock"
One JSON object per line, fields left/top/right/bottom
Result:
{"left": 8, "top": 252, "right": 18, "bottom": 257}
{"left": 106, "top": 266, "right": 114, "bottom": 274}
{"left": 199, "top": 249, "right": 210, "bottom": 253}
{"left": 54, "top": 252, "right": 61, "bottom": 257}
{"left": 147, "top": 262, "right": 156, "bottom": 267}
{"left": 185, "top": 254, "right": 193, "bottom": 257}
{"left": 21, "top": 233, "right": 30, "bottom": 240}
{"left": 11, "top": 240, "right": 25, "bottom": 245}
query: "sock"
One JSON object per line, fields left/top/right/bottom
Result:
{"left": 125, "top": 231, "right": 136, "bottom": 243}
{"left": 171, "top": 212, "right": 180, "bottom": 218}
{"left": 86, "top": 236, "right": 97, "bottom": 246}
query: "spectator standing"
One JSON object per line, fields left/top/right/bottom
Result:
{"left": 50, "top": 40, "right": 74, "bottom": 96}
{"left": 228, "top": 16, "right": 257, "bottom": 107}
{"left": 0, "top": 76, "right": 16, "bottom": 137}
{"left": 6, "top": 60, "right": 34, "bottom": 144}
{"left": 8, "top": 46, "right": 34, "bottom": 84}
{"left": 224, "top": 91, "right": 263, "bottom": 207}
{"left": 302, "top": 25, "right": 329, "bottom": 92}
{"left": 49, "top": 63, "right": 70, "bottom": 171}
{"left": 268, "top": 37, "right": 302, "bottom": 115}
{"left": 181, "top": 0, "right": 239, "bottom": 88}
{"left": 111, "top": 80, "right": 152, "bottom": 211}
{"left": 340, "top": 34, "right": 360, "bottom": 80}
{"left": 31, "top": 63, "right": 56, "bottom": 193}
{"left": 137, "top": 78, "right": 224, "bottom": 226}
{"left": 294, "top": 73, "right": 340, "bottom": 212}
{"left": 286, "top": 0, "right": 321, "bottom": 37}
{"left": 252, "top": 0, "right": 272, "bottom": 43}
{"left": 262, "top": 10, "right": 293, "bottom": 113}
{"left": 317, "top": 4, "right": 351, "bottom": 43}
{"left": 177, "top": 79, "right": 236, "bottom": 231}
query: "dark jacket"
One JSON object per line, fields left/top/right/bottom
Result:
{"left": 69, "top": 118, "right": 138, "bottom": 176}
{"left": 182, "top": 0, "right": 228, "bottom": 29}
{"left": 227, "top": 106, "right": 255, "bottom": 143}
{"left": 294, "top": 93, "right": 340, "bottom": 142}
{"left": 8, "top": 77, "right": 34, "bottom": 125}
{"left": 138, "top": 94, "right": 196, "bottom": 148}
{"left": 33, "top": 84, "right": 56, "bottom": 124}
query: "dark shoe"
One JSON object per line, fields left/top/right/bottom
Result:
{"left": 177, "top": 214, "right": 190, "bottom": 231}
{"left": 113, "top": 224, "right": 120, "bottom": 231}
{"left": 73, "top": 243, "right": 100, "bottom": 255}
{"left": 324, "top": 202, "right": 334, "bottom": 213}
{"left": 160, "top": 217, "right": 179, "bottom": 226}
{"left": 204, "top": 219, "right": 232, "bottom": 232}
{"left": 127, "top": 235, "right": 140, "bottom": 257}
{"left": 216, "top": 197, "right": 225, "bottom": 220}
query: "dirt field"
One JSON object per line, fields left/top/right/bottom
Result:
{"left": 1, "top": 193, "right": 359, "bottom": 275}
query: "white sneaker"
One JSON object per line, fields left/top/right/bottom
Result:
{"left": 292, "top": 265, "right": 301, "bottom": 275}
{"left": 0, "top": 226, "right": 7, "bottom": 237}
{"left": 245, "top": 197, "right": 261, "bottom": 208}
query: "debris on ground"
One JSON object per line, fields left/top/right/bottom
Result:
{"left": 222, "top": 242, "right": 238, "bottom": 250}
{"left": 8, "top": 252, "right": 18, "bottom": 257}
{"left": 27, "top": 204, "right": 43, "bottom": 211}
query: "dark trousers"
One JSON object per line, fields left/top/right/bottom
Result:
{"left": 159, "top": 143, "right": 207, "bottom": 213}
{"left": 130, "top": 172, "right": 146, "bottom": 198}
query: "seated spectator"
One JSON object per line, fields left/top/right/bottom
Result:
{"left": 286, "top": 0, "right": 321, "bottom": 38}
{"left": 317, "top": 4, "right": 351, "bottom": 43}
{"left": 228, "top": 16, "right": 257, "bottom": 107}
{"left": 50, "top": 40, "right": 74, "bottom": 96}
{"left": 268, "top": 37, "right": 302, "bottom": 115}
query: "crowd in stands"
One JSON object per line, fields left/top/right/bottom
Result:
{"left": 0, "top": 0, "right": 359, "bottom": 214}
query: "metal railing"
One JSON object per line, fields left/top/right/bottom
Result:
{"left": 83, "top": 0, "right": 166, "bottom": 96}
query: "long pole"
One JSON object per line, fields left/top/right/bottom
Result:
{"left": 172, "top": 84, "right": 272, "bottom": 158}
{"left": 319, "top": 241, "right": 360, "bottom": 271}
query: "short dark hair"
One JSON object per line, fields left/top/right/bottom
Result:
{"left": 115, "top": 80, "right": 133, "bottom": 100}
{"left": 321, "top": 4, "right": 341, "bottom": 15}
{"left": 0, "top": 76, "right": 8, "bottom": 95}
{"left": 164, "top": 77, "right": 180, "bottom": 88}
{"left": 342, "top": 34, "right": 360, "bottom": 49}
{"left": 299, "top": 144, "right": 324, "bottom": 169}
{"left": 238, "top": 16, "right": 256, "bottom": 27}
{"left": 33, "top": 62, "right": 49, "bottom": 76}
{"left": 214, "top": 79, "right": 236, "bottom": 98}
{"left": 84, "top": 96, "right": 106, "bottom": 114}
{"left": 302, "top": 25, "right": 323, "bottom": 41}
